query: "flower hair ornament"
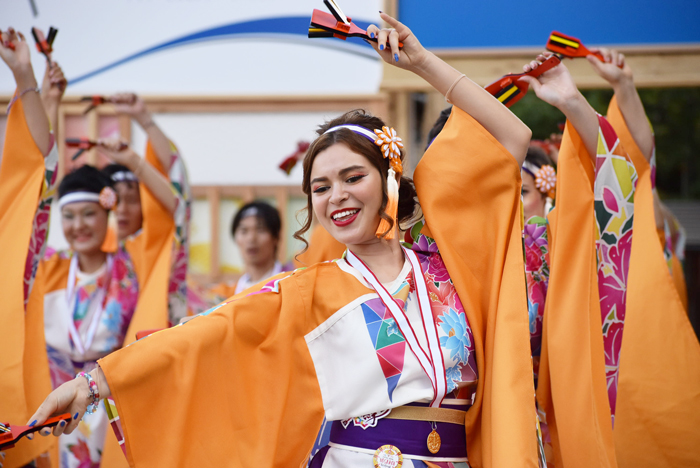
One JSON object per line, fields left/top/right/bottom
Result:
{"left": 323, "top": 124, "right": 404, "bottom": 240}
{"left": 522, "top": 161, "right": 556, "bottom": 213}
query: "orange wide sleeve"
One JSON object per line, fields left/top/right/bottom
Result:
{"left": 98, "top": 271, "right": 325, "bottom": 467}
{"left": 536, "top": 122, "right": 617, "bottom": 468}
{"left": 122, "top": 141, "right": 175, "bottom": 345}
{"left": 413, "top": 107, "right": 538, "bottom": 468}
{"left": 607, "top": 97, "right": 700, "bottom": 467}
{"left": 0, "top": 98, "right": 55, "bottom": 466}
{"left": 294, "top": 224, "right": 346, "bottom": 268}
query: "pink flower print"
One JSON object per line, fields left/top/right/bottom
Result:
{"left": 169, "top": 248, "right": 188, "bottom": 294}
{"left": 424, "top": 252, "right": 450, "bottom": 283}
{"left": 112, "top": 257, "right": 129, "bottom": 283}
{"left": 598, "top": 230, "right": 632, "bottom": 323}
{"left": 525, "top": 242, "right": 544, "bottom": 273}
{"left": 68, "top": 439, "right": 100, "bottom": 468}
{"left": 602, "top": 187, "right": 620, "bottom": 215}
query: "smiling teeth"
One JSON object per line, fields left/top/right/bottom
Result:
{"left": 333, "top": 209, "right": 359, "bottom": 220}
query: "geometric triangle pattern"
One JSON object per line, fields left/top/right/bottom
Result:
{"left": 360, "top": 295, "right": 407, "bottom": 402}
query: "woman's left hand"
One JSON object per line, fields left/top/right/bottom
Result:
{"left": 97, "top": 138, "right": 139, "bottom": 169}
{"left": 366, "top": 12, "right": 430, "bottom": 72}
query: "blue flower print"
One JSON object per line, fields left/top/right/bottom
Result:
{"left": 386, "top": 318, "right": 400, "bottom": 337}
{"left": 528, "top": 300, "right": 539, "bottom": 334}
{"left": 445, "top": 363, "right": 462, "bottom": 393}
{"left": 438, "top": 309, "right": 471, "bottom": 363}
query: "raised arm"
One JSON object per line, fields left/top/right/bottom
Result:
{"left": 0, "top": 29, "right": 50, "bottom": 156}
{"left": 111, "top": 93, "right": 174, "bottom": 171}
{"left": 520, "top": 54, "right": 598, "bottom": 163}
{"left": 367, "top": 13, "right": 531, "bottom": 163}
{"left": 587, "top": 48, "right": 654, "bottom": 161}
{"left": 40, "top": 61, "right": 67, "bottom": 134}
{"left": 97, "top": 138, "right": 177, "bottom": 215}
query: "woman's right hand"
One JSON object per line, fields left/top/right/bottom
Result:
{"left": 27, "top": 377, "right": 91, "bottom": 437}
{"left": 0, "top": 29, "right": 34, "bottom": 81}
{"left": 519, "top": 53, "right": 581, "bottom": 111}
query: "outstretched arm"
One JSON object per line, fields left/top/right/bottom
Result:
{"left": 520, "top": 54, "right": 599, "bottom": 162}
{"left": 112, "top": 93, "right": 174, "bottom": 171}
{"left": 0, "top": 29, "right": 50, "bottom": 156}
{"left": 97, "top": 138, "right": 177, "bottom": 215}
{"left": 587, "top": 48, "right": 654, "bottom": 161}
{"left": 40, "top": 61, "right": 67, "bottom": 134}
{"left": 367, "top": 13, "right": 532, "bottom": 164}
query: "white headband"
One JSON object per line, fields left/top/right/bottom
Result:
{"left": 58, "top": 192, "right": 101, "bottom": 209}
{"left": 323, "top": 124, "right": 377, "bottom": 142}
{"left": 111, "top": 170, "right": 138, "bottom": 182}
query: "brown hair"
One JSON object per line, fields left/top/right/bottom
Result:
{"left": 294, "top": 109, "right": 419, "bottom": 253}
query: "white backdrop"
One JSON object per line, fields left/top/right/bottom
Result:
{"left": 0, "top": 0, "right": 382, "bottom": 95}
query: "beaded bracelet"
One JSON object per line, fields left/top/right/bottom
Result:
{"left": 6, "top": 86, "right": 40, "bottom": 113}
{"left": 77, "top": 371, "right": 101, "bottom": 414}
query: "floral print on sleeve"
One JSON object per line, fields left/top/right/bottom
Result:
{"left": 164, "top": 143, "right": 192, "bottom": 324}
{"left": 593, "top": 115, "right": 637, "bottom": 425}
{"left": 23, "top": 143, "right": 58, "bottom": 306}
{"left": 523, "top": 217, "right": 549, "bottom": 368}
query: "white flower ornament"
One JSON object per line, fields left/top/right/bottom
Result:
{"left": 374, "top": 126, "right": 404, "bottom": 174}
{"left": 99, "top": 186, "right": 118, "bottom": 210}
{"left": 535, "top": 165, "right": 557, "bottom": 198}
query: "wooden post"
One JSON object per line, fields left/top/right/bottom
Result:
{"left": 208, "top": 187, "right": 220, "bottom": 281}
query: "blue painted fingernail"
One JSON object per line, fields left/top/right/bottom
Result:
{"left": 394, "top": 54, "right": 399, "bottom": 62}
{"left": 29, "top": 420, "right": 37, "bottom": 427}
{"left": 60, "top": 420, "right": 66, "bottom": 427}
{"left": 379, "top": 44, "right": 384, "bottom": 50}
{"left": 370, "top": 32, "right": 374, "bottom": 39}
{"left": 73, "top": 412, "right": 79, "bottom": 420}
{"left": 27, "top": 433, "right": 33, "bottom": 440}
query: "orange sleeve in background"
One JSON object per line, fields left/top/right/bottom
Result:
{"left": 536, "top": 122, "right": 618, "bottom": 468}
{"left": 607, "top": 97, "right": 700, "bottom": 467}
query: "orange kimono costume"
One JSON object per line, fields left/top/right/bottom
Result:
{"left": 536, "top": 115, "right": 636, "bottom": 468}
{"left": 607, "top": 97, "right": 700, "bottom": 467}
{"left": 0, "top": 98, "right": 58, "bottom": 468}
{"left": 143, "top": 141, "right": 192, "bottom": 324}
{"left": 99, "top": 107, "right": 538, "bottom": 467}
{"left": 30, "top": 156, "right": 175, "bottom": 468}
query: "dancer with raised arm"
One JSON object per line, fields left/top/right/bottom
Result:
{"left": 29, "top": 14, "right": 538, "bottom": 468}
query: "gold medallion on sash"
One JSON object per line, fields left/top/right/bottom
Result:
{"left": 427, "top": 423, "right": 441, "bottom": 454}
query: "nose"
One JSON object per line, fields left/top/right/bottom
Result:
{"left": 328, "top": 182, "right": 348, "bottom": 205}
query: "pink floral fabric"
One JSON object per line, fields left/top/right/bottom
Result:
{"left": 163, "top": 144, "right": 193, "bottom": 324}
{"left": 593, "top": 115, "right": 637, "bottom": 424}
{"left": 23, "top": 144, "right": 58, "bottom": 306}
{"left": 523, "top": 217, "right": 549, "bottom": 373}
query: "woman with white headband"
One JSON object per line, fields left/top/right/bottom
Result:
{"left": 30, "top": 13, "right": 540, "bottom": 467}
{"left": 101, "top": 93, "right": 193, "bottom": 324}
{"left": 24, "top": 138, "right": 176, "bottom": 468}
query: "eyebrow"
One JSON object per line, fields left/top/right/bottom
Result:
{"left": 311, "top": 165, "right": 367, "bottom": 185}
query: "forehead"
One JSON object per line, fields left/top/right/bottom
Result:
{"left": 114, "top": 181, "right": 140, "bottom": 195}
{"left": 61, "top": 201, "right": 102, "bottom": 213}
{"left": 237, "top": 215, "right": 265, "bottom": 230}
{"left": 310, "top": 143, "right": 372, "bottom": 179}
{"left": 520, "top": 169, "right": 536, "bottom": 186}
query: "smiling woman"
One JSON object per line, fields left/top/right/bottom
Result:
{"left": 29, "top": 12, "right": 538, "bottom": 468}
